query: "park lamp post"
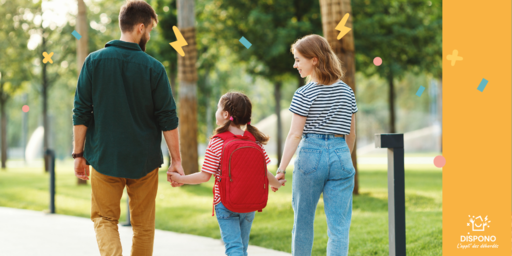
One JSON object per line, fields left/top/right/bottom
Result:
{"left": 375, "top": 133, "right": 406, "bottom": 256}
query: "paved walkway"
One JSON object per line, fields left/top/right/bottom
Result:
{"left": 0, "top": 207, "right": 291, "bottom": 256}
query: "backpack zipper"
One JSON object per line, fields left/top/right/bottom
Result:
{"left": 228, "top": 145, "right": 267, "bottom": 182}
{"left": 219, "top": 139, "right": 242, "bottom": 178}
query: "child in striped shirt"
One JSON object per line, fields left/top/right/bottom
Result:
{"left": 170, "top": 92, "right": 286, "bottom": 256}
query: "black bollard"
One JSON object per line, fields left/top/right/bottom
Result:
{"left": 46, "top": 149, "right": 56, "bottom": 214}
{"left": 375, "top": 134, "right": 405, "bottom": 256}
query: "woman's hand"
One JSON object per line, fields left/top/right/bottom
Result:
{"left": 271, "top": 173, "right": 286, "bottom": 192}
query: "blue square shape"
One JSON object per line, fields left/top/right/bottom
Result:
{"left": 239, "top": 36, "right": 252, "bottom": 49}
{"left": 477, "top": 78, "right": 488, "bottom": 92}
{"left": 72, "top": 30, "right": 82, "bottom": 40}
{"left": 416, "top": 86, "right": 425, "bottom": 97}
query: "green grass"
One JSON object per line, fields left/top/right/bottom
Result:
{"left": 0, "top": 164, "right": 441, "bottom": 255}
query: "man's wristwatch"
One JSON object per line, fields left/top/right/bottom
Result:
{"left": 276, "top": 168, "right": 286, "bottom": 175}
{"left": 72, "top": 152, "right": 84, "bottom": 159}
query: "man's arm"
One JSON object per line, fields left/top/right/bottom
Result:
{"left": 163, "top": 128, "right": 184, "bottom": 187}
{"left": 73, "top": 125, "right": 90, "bottom": 180}
{"left": 72, "top": 56, "right": 93, "bottom": 181}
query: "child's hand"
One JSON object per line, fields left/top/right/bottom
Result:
{"left": 271, "top": 179, "right": 287, "bottom": 192}
{"left": 169, "top": 172, "right": 182, "bottom": 184}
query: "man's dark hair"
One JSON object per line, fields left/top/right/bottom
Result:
{"left": 119, "top": 0, "right": 158, "bottom": 33}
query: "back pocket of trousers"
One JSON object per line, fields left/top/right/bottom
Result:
{"left": 297, "top": 148, "right": 322, "bottom": 175}
{"left": 334, "top": 148, "right": 355, "bottom": 177}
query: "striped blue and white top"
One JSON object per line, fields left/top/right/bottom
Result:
{"left": 289, "top": 80, "right": 358, "bottom": 135}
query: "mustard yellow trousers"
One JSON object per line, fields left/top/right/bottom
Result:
{"left": 91, "top": 168, "right": 159, "bottom": 256}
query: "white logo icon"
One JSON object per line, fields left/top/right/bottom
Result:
{"left": 468, "top": 215, "right": 491, "bottom": 231}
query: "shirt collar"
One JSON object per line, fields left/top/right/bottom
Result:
{"left": 105, "top": 40, "right": 142, "bottom": 51}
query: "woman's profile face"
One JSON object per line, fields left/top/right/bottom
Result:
{"left": 293, "top": 49, "right": 316, "bottom": 79}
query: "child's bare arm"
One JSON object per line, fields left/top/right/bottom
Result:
{"left": 267, "top": 170, "right": 286, "bottom": 189}
{"left": 170, "top": 171, "right": 212, "bottom": 185}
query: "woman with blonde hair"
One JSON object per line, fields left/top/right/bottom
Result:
{"left": 272, "top": 34, "right": 358, "bottom": 256}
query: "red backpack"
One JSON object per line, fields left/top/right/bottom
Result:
{"left": 212, "top": 131, "right": 269, "bottom": 215}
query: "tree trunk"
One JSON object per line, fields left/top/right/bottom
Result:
{"left": 76, "top": 0, "right": 88, "bottom": 185}
{"left": 168, "top": 63, "right": 177, "bottom": 168}
{"left": 170, "top": 62, "right": 176, "bottom": 98}
{"left": 274, "top": 81, "right": 282, "bottom": 167}
{"left": 388, "top": 73, "right": 396, "bottom": 133}
{"left": 42, "top": 34, "right": 49, "bottom": 173}
{"left": 0, "top": 94, "right": 6, "bottom": 169}
{"left": 177, "top": 0, "right": 198, "bottom": 175}
{"left": 319, "top": 0, "right": 359, "bottom": 194}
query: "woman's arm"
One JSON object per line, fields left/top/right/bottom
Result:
{"left": 345, "top": 114, "right": 356, "bottom": 154}
{"left": 169, "top": 171, "right": 212, "bottom": 185}
{"left": 275, "top": 113, "right": 307, "bottom": 180}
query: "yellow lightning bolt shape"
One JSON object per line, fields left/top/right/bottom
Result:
{"left": 335, "top": 13, "right": 352, "bottom": 40}
{"left": 169, "top": 26, "right": 187, "bottom": 57}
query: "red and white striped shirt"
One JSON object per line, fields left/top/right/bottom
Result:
{"left": 201, "top": 136, "right": 271, "bottom": 205}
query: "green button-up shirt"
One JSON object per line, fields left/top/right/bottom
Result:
{"left": 73, "top": 40, "right": 178, "bottom": 179}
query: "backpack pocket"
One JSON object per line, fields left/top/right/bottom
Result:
{"left": 225, "top": 146, "right": 268, "bottom": 209}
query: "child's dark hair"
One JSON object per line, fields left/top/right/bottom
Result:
{"left": 213, "top": 92, "right": 270, "bottom": 145}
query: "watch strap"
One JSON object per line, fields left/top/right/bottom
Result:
{"left": 72, "top": 152, "right": 84, "bottom": 159}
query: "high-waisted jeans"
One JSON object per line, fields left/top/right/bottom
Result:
{"left": 291, "top": 134, "right": 355, "bottom": 256}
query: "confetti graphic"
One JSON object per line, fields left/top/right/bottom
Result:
{"left": 416, "top": 86, "right": 425, "bottom": 97}
{"left": 433, "top": 155, "right": 446, "bottom": 168}
{"left": 477, "top": 78, "right": 488, "bottom": 92}
{"left": 42, "top": 52, "right": 54, "bottom": 64}
{"left": 169, "top": 26, "right": 187, "bottom": 57}
{"left": 373, "top": 57, "right": 382, "bottom": 66}
{"left": 335, "top": 13, "right": 352, "bottom": 40}
{"left": 446, "top": 49, "right": 463, "bottom": 66}
{"left": 72, "top": 30, "right": 82, "bottom": 40}
{"left": 239, "top": 36, "right": 252, "bottom": 49}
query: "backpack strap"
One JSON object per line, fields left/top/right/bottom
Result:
{"left": 213, "top": 130, "right": 257, "bottom": 142}
{"left": 212, "top": 131, "right": 236, "bottom": 141}
{"left": 212, "top": 184, "right": 216, "bottom": 216}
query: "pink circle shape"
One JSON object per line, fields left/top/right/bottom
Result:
{"left": 22, "top": 105, "right": 30, "bottom": 113}
{"left": 433, "top": 155, "right": 446, "bottom": 168}
{"left": 373, "top": 57, "right": 382, "bottom": 66}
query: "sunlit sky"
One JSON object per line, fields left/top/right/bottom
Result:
{"left": 27, "top": 0, "right": 92, "bottom": 50}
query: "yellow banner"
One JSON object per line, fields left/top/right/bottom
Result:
{"left": 443, "top": 0, "right": 511, "bottom": 255}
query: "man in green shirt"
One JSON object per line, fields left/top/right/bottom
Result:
{"left": 72, "top": 1, "right": 182, "bottom": 255}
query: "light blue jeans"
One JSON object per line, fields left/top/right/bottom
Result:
{"left": 292, "top": 134, "right": 355, "bottom": 256}
{"left": 215, "top": 202, "right": 256, "bottom": 256}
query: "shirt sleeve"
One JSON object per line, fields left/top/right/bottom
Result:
{"left": 289, "top": 89, "right": 312, "bottom": 117}
{"left": 73, "top": 56, "right": 94, "bottom": 127}
{"left": 152, "top": 65, "right": 179, "bottom": 131}
{"left": 201, "top": 138, "right": 223, "bottom": 175}
{"left": 350, "top": 87, "right": 358, "bottom": 114}
{"left": 257, "top": 142, "right": 271, "bottom": 165}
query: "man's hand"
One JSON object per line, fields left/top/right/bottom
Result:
{"left": 168, "top": 172, "right": 182, "bottom": 184}
{"left": 167, "top": 161, "right": 184, "bottom": 187}
{"left": 74, "top": 157, "right": 90, "bottom": 181}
